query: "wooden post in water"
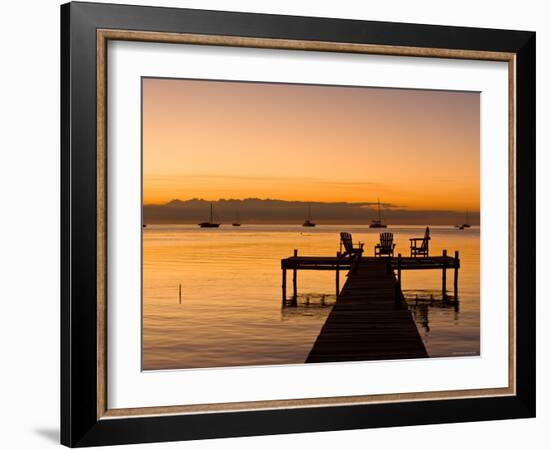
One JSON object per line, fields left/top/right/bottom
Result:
{"left": 442, "top": 249, "right": 447, "bottom": 301}
{"left": 395, "top": 253, "right": 402, "bottom": 304}
{"left": 454, "top": 250, "right": 459, "bottom": 307}
{"left": 292, "top": 249, "right": 298, "bottom": 304}
{"left": 282, "top": 268, "right": 287, "bottom": 305}
{"left": 179, "top": 284, "right": 182, "bottom": 304}
{"left": 336, "top": 252, "right": 340, "bottom": 298}
{"left": 397, "top": 253, "right": 402, "bottom": 288}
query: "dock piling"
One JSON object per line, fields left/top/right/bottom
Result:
{"left": 282, "top": 268, "right": 287, "bottom": 305}
{"left": 292, "top": 249, "right": 298, "bottom": 303}
{"left": 396, "top": 253, "right": 402, "bottom": 302}
{"left": 179, "top": 283, "right": 182, "bottom": 304}
{"left": 397, "top": 253, "right": 402, "bottom": 288}
{"left": 336, "top": 253, "right": 340, "bottom": 298}
{"left": 454, "top": 250, "right": 460, "bottom": 306}
{"left": 442, "top": 249, "right": 447, "bottom": 301}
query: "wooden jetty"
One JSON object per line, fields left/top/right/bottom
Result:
{"left": 306, "top": 259, "right": 427, "bottom": 362}
{"left": 281, "top": 251, "right": 460, "bottom": 305}
{"left": 280, "top": 249, "right": 460, "bottom": 363}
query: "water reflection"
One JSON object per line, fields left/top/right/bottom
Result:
{"left": 280, "top": 293, "right": 335, "bottom": 322}
{"left": 404, "top": 289, "right": 478, "bottom": 357}
{"left": 281, "top": 290, "right": 462, "bottom": 331}
{"left": 405, "top": 290, "right": 457, "bottom": 330}
{"left": 143, "top": 225, "right": 480, "bottom": 369}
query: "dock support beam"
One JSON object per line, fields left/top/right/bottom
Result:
{"left": 454, "top": 250, "right": 459, "bottom": 310}
{"left": 336, "top": 264, "right": 340, "bottom": 298}
{"left": 282, "top": 269, "right": 287, "bottom": 305}
{"left": 397, "top": 253, "right": 402, "bottom": 288}
{"left": 442, "top": 249, "right": 447, "bottom": 301}
{"left": 395, "top": 253, "right": 402, "bottom": 304}
{"left": 292, "top": 249, "right": 298, "bottom": 304}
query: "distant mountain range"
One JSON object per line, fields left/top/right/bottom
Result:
{"left": 143, "top": 198, "right": 479, "bottom": 226}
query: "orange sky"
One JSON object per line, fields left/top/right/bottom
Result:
{"left": 142, "top": 78, "right": 480, "bottom": 212}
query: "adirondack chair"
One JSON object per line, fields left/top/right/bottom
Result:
{"left": 409, "top": 226, "right": 430, "bottom": 257}
{"left": 339, "top": 232, "right": 364, "bottom": 273}
{"left": 374, "top": 232, "right": 395, "bottom": 257}
{"left": 339, "top": 232, "right": 364, "bottom": 258}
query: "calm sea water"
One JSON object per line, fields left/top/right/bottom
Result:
{"left": 142, "top": 225, "right": 480, "bottom": 370}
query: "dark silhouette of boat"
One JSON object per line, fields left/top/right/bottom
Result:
{"left": 232, "top": 209, "right": 241, "bottom": 227}
{"left": 456, "top": 210, "right": 471, "bottom": 230}
{"left": 369, "top": 199, "right": 387, "bottom": 228}
{"left": 198, "top": 203, "right": 220, "bottom": 228}
{"left": 302, "top": 205, "right": 316, "bottom": 227}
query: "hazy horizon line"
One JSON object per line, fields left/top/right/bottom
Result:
{"left": 143, "top": 221, "right": 480, "bottom": 226}
{"left": 143, "top": 197, "right": 479, "bottom": 213}
{"left": 143, "top": 197, "right": 480, "bottom": 226}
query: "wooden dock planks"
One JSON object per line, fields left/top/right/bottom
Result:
{"left": 305, "top": 260, "right": 428, "bottom": 363}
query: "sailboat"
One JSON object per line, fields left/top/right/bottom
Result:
{"left": 456, "top": 210, "right": 471, "bottom": 230}
{"left": 232, "top": 209, "right": 241, "bottom": 227}
{"left": 302, "top": 205, "right": 316, "bottom": 227}
{"left": 198, "top": 203, "right": 220, "bottom": 228}
{"left": 369, "top": 199, "right": 387, "bottom": 228}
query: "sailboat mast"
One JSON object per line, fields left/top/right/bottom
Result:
{"left": 377, "top": 199, "right": 381, "bottom": 222}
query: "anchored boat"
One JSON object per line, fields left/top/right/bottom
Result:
{"left": 232, "top": 209, "right": 241, "bottom": 227}
{"left": 198, "top": 203, "right": 220, "bottom": 228}
{"left": 369, "top": 199, "right": 387, "bottom": 228}
{"left": 456, "top": 210, "right": 471, "bottom": 230}
{"left": 302, "top": 205, "right": 316, "bottom": 227}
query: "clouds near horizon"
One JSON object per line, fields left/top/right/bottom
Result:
{"left": 143, "top": 79, "right": 480, "bottom": 211}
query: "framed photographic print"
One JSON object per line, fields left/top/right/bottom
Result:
{"left": 61, "top": 2, "right": 536, "bottom": 447}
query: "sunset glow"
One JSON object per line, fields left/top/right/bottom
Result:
{"left": 143, "top": 78, "right": 480, "bottom": 213}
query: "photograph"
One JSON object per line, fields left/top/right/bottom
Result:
{"left": 141, "top": 78, "right": 481, "bottom": 370}
{"left": 56, "top": 1, "right": 536, "bottom": 446}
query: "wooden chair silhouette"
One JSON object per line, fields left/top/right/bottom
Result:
{"left": 339, "top": 232, "right": 364, "bottom": 273}
{"left": 340, "top": 232, "right": 364, "bottom": 258}
{"left": 375, "top": 232, "right": 395, "bottom": 257}
{"left": 409, "top": 227, "right": 430, "bottom": 257}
